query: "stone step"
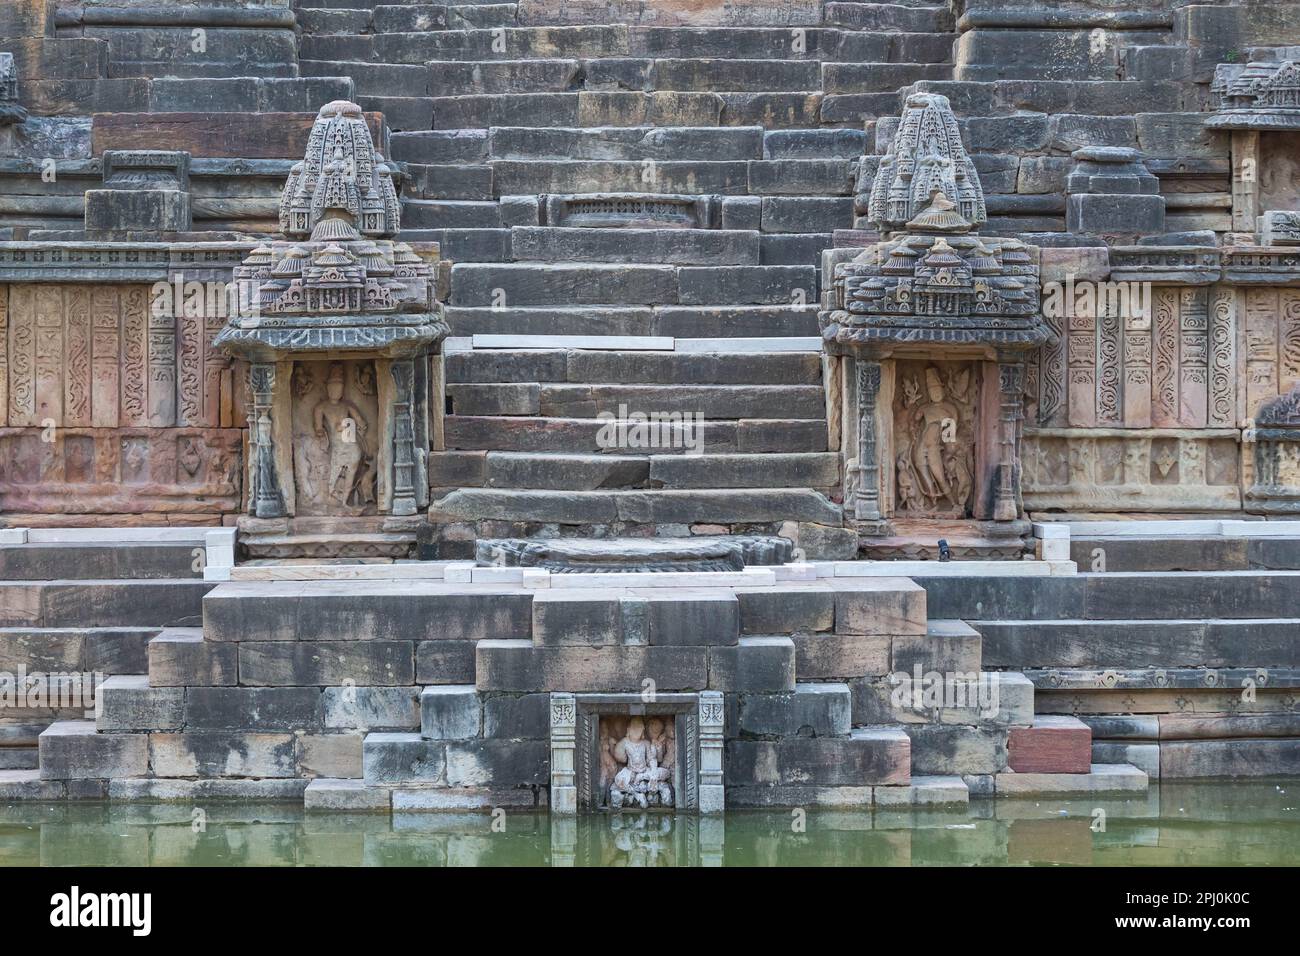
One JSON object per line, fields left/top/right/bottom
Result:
{"left": 0, "top": 768, "right": 65, "bottom": 800}
{"left": 916, "top": 571, "right": 1300, "bottom": 624}
{"left": 362, "top": 730, "right": 548, "bottom": 788}
{"left": 0, "top": 579, "right": 211, "bottom": 628}
{"left": 448, "top": 382, "right": 825, "bottom": 419}
{"left": 487, "top": 125, "right": 763, "bottom": 161}
{"left": 443, "top": 304, "right": 820, "bottom": 338}
{"left": 824, "top": 3, "right": 955, "bottom": 32}
{"left": 390, "top": 129, "right": 491, "bottom": 164}
{"left": 447, "top": 263, "right": 817, "bottom": 306}
{"left": 304, "top": 777, "right": 391, "bottom": 812}
{"left": 38, "top": 719, "right": 148, "bottom": 781}
{"left": 822, "top": 61, "right": 951, "bottom": 94}
{"left": 95, "top": 674, "right": 184, "bottom": 732}
{"left": 443, "top": 415, "right": 828, "bottom": 454}
{"left": 0, "top": 722, "right": 48, "bottom": 747}
{"left": 0, "top": 542, "right": 203, "bottom": 580}
{"left": 993, "top": 762, "right": 1148, "bottom": 796}
{"left": 726, "top": 726, "right": 911, "bottom": 787}
{"left": 0, "top": 746, "right": 38, "bottom": 770}
{"left": 479, "top": 534, "right": 791, "bottom": 571}
{"left": 430, "top": 487, "right": 842, "bottom": 525}
{"left": 403, "top": 199, "right": 502, "bottom": 229}
{"left": 445, "top": 347, "right": 823, "bottom": 385}
{"left": 1006, "top": 715, "right": 1092, "bottom": 774}
{"left": 1071, "top": 535, "right": 1300, "bottom": 572}
{"left": 489, "top": 158, "right": 750, "bottom": 194}
{"left": 0, "top": 625, "right": 155, "bottom": 674}
{"left": 974, "top": 617, "right": 1300, "bottom": 669}
{"left": 434, "top": 450, "right": 838, "bottom": 491}
{"left": 509, "top": 227, "right": 761, "bottom": 265}
{"left": 148, "top": 627, "right": 237, "bottom": 687}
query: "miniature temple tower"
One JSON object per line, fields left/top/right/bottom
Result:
{"left": 215, "top": 100, "right": 446, "bottom": 555}
{"left": 822, "top": 93, "right": 1050, "bottom": 558}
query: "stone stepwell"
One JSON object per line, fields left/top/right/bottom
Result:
{"left": 20, "top": 531, "right": 1300, "bottom": 808}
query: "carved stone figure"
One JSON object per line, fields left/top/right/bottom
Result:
{"left": 609, "top": 717, "right": 673, "bottom": 810}
{"left": 895, "top": 363, "right": 977, "bottom": 517}
{"left": 314, "top": 363, "right": 369, "bottom": 507}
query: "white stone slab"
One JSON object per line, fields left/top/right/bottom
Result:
{"left": 1032, "top": 522, "right": 1069, "bottom": 539}
{"left": 0, "top": 528, "right": 28, "bottom": 544}
{"left": 471, "top": 334, "right": 673, "bottom": 351}
{"left": 228, "top": 562, "right": 454, "bottom": 582}
{"left": 773, "top": 562, "right": 817, "bottom": 582}
{"left": 824, "top": 560, "right": 1074, "bottom": 577}
{"left": 1066, "top": 519, "right": 1224, "bottom": 537}
{"left": 994, "top": 763, "right": 1148, "bottom": 796}
{"left": 444, "top": 562, "right": 477, "bottom": 583}
{"left": 25, "top": 526, "right": 209, "bottom": 544}
{"left": 521, "top": 568, "right": 550, "bottom": 589}
{"left": 1220, "top": 519, "right": 1300, "bottom": 537}
{"left": 443, "top": 336, "right": 473, "bottom": 352}
{"left": 547, "top": 568, "right": 776, "bottom": 589}
{"left": 469, "top": 566, "right": 524, "bottom": 585}
{"left": 673, "top": 337, "right": 822, "bottom": 353}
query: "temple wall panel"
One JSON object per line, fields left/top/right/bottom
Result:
{"left": 0, "top": 281, "right": 243, "bottom": 521}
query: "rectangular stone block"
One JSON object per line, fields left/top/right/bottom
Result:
{"left": 736, "top": 682, "right": 851, "bottom": 737}
{"left": 185, "top": 687, "right": 321, "bottom": 731}
{"left": 832, "top": 580, "right": 927, "bottom": 635}
{"left": 148, "top": 629, "right": 236, "bottom": 686}
{"left": 708, "top": 636, "right": 795, "bottom": 692}
{"left": 890, "top": 620, "right": 982, "bottom": 673}
{"left": 905, "top": 724, "right": 1007, "bottom": 776}
{"left": 531, "top": 592, "right": 622, "bottom": 646}
{"left": 421, "top": 685, "right": 482, "bottom": 740}
{"left": 362, "top": 732, "right": 445, "bottom": 787}
{"left": 150, "top": 732, "right": 297, "bottom": 778}
{"left": 726, "top": 728, "right": 909, "bottom": 786}
{"left": 995, "top": 763, "right": 1147, "bottom": 795}
{"left": 95, "top": 675, "right": 183, "bottom": 732}
{"left": 1159, "top": 738, "right": 1300, "bottom": 778}
{"left": 237, "top": 641, "right": 414, "bottom": 686}
{"left": 322, "top": 686, "right": 420, "bottom": 731}
{"left": 416, "top": 640, "right": 477, "bottom": 684}
{"left": 1007, "top": 716, "right": 1091, "bottom": 773}
{"left": 392, "top": 787, "right": 540, "bottom": 810}
{"left": 646, "top": 592, "right": 738, "bottom": 646}
{"left": 482, "top": 692, "right": 551, "bottom": 739}
{"left": 297, "top": 733, "right": 364, "bottom": 779}
{"left": 476, "top": 640, "right": 707, "bottom": 692}
{"left": 1092, "top": 741, "right": 1160, "bottom": 778}
{"left": 304, "top": 777, "right": 390, "bottom": 811}
{"left": 39, "top": 720, "right": 148, "bottom": 780}
{"left": 792, "top": 632, "right": 889, "bottom": 679}
{"left": 91, "top": 111, "right": 385, "bottom": 159}
{"left": 444, "top": 738, "right": 549, "bottom": 788}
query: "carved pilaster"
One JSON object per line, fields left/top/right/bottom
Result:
{"left": 996, "top": 359, "right": 1026, "bottom": 522}
{"left": 549, "top": 693, "right": 577, "bottom": 816}
{"left": 698, "top": 691, "right": 724, "bottom": 814}
{"left": 852, "top": 358, "right": 885, "bottom": 527}
{"left": 249, "top": 362, "right": 285, "bottom": 518}
{"left": 389, "top": 357, "right": 418, "bottom": 517}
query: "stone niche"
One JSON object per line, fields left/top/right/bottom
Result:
{"left": 214, "top": 100, "right": 446, "bottom": 548}
{"left": 549, "top": 692, "right": 724, "bottom": 815}
{"left": 822, "top": 93, "right": 1049, "bottom": 556}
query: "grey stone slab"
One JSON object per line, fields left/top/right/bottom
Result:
{"left": 444, "top": 738, "right": 549, "bottom": 788}
{"left": 185, "top": 687, "right": 321, "bottom": 732}
{"left": 476, "top": 640, "right": 708, "bottom": 692}
{"left": 708, "top": 636, "right": 795, "bottom": 692}
{"left": 726, "top": 728, "right": 910, "bottom": 786}
{"left": 238, "top": 641, "right": 415, "bottom": 687}
{"left": 416, "top": 640, "right": 478, "bottom": 685}
{"left": 297, "top": 733, "right": 364, "bottom": 779}
{"left": 420, "top": 685, "right": 482, "bottom": 740}
{"left": 904, "top": 724, "right": 1007, "bottom": 776}
{"left": 735, "top": 585, "right": 834, "bottom": 634}
{"left": 149, "top": 732, "right": 298, "bottom": 778}
{"left": 737, "top": 682, "right": 852, "bottom": 737}
{"left": 305, "top": 778, "right": 391, "bottom": 812}
{"left": 95, "top": 676, "right": 183, "bottom": 733}
{"left": 148, "top": 629, "right": 236, "bottom": 686}
{"left": 39, "top": 720, "right": 148, "bottom": 780}
{"left": 482, "top": 692, "right": 551, "bottom": 739}
{"left": 322, "top": 687, "right": 421, "bottom": 732}
{"left": 363, "top": 732, "right": 446, "bottom": 787}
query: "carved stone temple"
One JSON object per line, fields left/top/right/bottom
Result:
{"left": 2, "top": 0, "right": 1300, "bottom": 820}
{"left": 823, "top": 92, "right": 1050, "bottom": 558}
{"left": 214, "top": 101, "right": 446, "bottom": 554}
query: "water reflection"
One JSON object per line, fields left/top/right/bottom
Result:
{"left": 1, "top": 781, "right": 1296, "bottom": 867}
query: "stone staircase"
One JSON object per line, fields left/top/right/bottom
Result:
{"left": 0, "top": 532, "right": 1164, "bottom": 806}
{"left": 0, "top": 534, "right": 213, "bottom": 797}
{"left": 289, "top": 1, "right": 961, "bottom": 554}
{"left": 918, "top": 562, "right": 1300, "bottom": 780}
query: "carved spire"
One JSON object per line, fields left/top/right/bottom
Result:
{"left": 279, "top": 100, "right": 400, "bottom": 239}
{"left": 866, "top": 92, "right": 985, "bottom": 234}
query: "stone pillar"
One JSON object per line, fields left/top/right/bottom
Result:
{"left": 852, "top": 358, "right": 885, "bottom": 528}
{"left": 249, "top": 362, "right": 285, "bottom": 518}
{"left": 1232, "top": 130, "right": 1260, "bottom": 233}
{"left": 389, "top": 357, "right": 418, "bottom": 516}
{"left": 995, "top": 358, "right": 1025, "bottom": 522}
{"left": 549, "top": 693, "right": 577, "bottom": 815}
{"left": 698, "top": 691, "right": 724, "bottom": 814}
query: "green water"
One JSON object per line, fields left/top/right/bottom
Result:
{"left": 1, "top": 781, "right": 1297, "bottom": 866}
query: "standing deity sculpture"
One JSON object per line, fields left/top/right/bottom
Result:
{"left": 312, "top": 362, "right": 370, "bottom": 508}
